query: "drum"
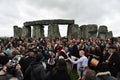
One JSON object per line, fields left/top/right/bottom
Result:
{"left": 90, "top": 58, "right": 99, "bottom": 67}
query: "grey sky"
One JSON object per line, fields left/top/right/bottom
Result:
{"left": 0, "top": 0, "right": 120, "bottom": 37}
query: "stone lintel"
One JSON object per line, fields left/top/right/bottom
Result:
{"left": 24, "top": 19, "right": 74, "bottom": 26}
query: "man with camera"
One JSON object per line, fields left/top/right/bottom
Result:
{"left": 0, "top": 55, "right": 23, "bottom": 80}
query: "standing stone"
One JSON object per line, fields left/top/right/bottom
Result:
{"left": 33, "top": 25, "right": 44, "bottom": 39}
{"left": 86, "top": 24, "right": 98, "bottom": 38}
{"left": 80, "top": 24, "right": 98, "bottom": 39}
{"left": 79, "top": 27, "right": 82, "bottom": 38}
{"left": 107, "top": 31, "right": 113, "bottom": 39}
{"left": 48, "top": 24, "right": 61, "bottom": 39}
{"left": 22, "top": 26, "right": 31, "bottom": 38}
{"left": 67, "top": 24, "right": 80, "bottom": 39}
{"left": 98, "top": 26, "right": 108, "bottom": 40}
{"left": 80, "top": 25, "right": 87, "bottom": 38}
{"left": 13, "top": 25, "right": 22, "bottom": 38}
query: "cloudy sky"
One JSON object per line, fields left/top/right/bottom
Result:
{"left": 0, "top": 0, "right": 120, "bottom": 37}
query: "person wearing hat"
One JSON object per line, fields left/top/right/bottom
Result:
{"left": 107, "top": 45, "right": 120, "bottom": 77}
{"left": 19, "top": 48, "right": 36, "bottom": 78}
{"left": 0, "top": 56, "right": 23, "bottom": 80}
{"left": 25, "top": 53, "right": 50, "bottom": 80}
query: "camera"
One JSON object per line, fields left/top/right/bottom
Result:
{"left": 7, "top": 56, "right": 19, "bottom": 75}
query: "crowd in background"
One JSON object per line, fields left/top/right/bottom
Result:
{"left": 0, "top": 37, "right": 120, "bottom": 80}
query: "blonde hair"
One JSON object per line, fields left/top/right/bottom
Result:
{"left": 79, "top": 50, "right": 85, "bottom": 54}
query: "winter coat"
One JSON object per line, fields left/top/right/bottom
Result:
{"left": 25, "top": 61, "right": 46, "bottom": 80}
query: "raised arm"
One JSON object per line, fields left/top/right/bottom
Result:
{"left": 68, "top": 58, "right": 83, "bottom": 64}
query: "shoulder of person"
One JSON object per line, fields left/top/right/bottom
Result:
{"left": 0, "top": 73, "right": 16, "bottom": 80}
{"left": 31, "top": 63, "right": 44, "bottom": 70}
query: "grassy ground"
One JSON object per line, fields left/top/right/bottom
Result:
{"left": 70, "top": 69, "right": 79, "bottom": 80}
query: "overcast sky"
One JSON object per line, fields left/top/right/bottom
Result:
{"left": 0, "top": 0, "right": 120, "bottom": 37}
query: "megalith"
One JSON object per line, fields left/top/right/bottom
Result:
{"left": 13, "top": 25, "right": 22, "bottom": 38}
{"left": 22, "top": 26, "right": 31, "bottom": 38}
{"left": 33, "top": 25, "right": 44, "bottom": 39}
{"left": 86, "top": 24, "right": 98, "bottom": 38}
{"left": 80, "top": 24, "right": 98, "bottom": 39}
{"left": 107, "top": 31, "right": 113, "bottom": 39}
{"left": 98, "top": 26, "right": 108, "bottom": 40}
{"left": 80, "top": 25, "right": 87, "bottom": 38}
{"left": 48, "top": 24, "right": 61, "bottom": 39}
{"left": 67, "top": 24, "right": 80, "bottom": 39}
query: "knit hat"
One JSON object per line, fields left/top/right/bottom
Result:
{"left": 26, "top": 48, "right": 37, "bottom": 53}
{"left": 0, "top": 56, "right": 9, "bottom": 65}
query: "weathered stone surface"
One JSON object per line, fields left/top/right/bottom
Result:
{"left": 80, "top": 25, "right": 87, "bottom": 38}
{"left": 79, "top": 27, "right": 82, "bottom": 38}
{"left": 13, "top": 19, "right": 114, "bottom": 39}
{"left": 22, "top": 26, "right": 31, "bottom": 38}
{"left": 13, "top": 25, "right": 22, "bottom": 38}
{"left": 98, "top": 26, "right": 108, "bottom": 33}
{"left": 48, "top": 24, "right": 61, "bottom": 39}
{"left": 33, "top": 25, "right": 44, "bottom": 39}
{"left": 24, "top": 19, "right": 74, "bottom": 26}
{"left": 86, "top": 24, "right": 98, "bottom": 38}
{"left": 98, "top": 26, "right": 108, "bottom": 40}
{"left": 107, "top": 31, "right": 113, "bottom": 39}
{"left": 80, "top": 24, "right": 98, "bottom": 38}
{"left": 67, "top": 24, "right": 80, "bottom": 39}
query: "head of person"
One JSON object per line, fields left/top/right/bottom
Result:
{"left": 102, "top": 49, "right": 108, "bottom": 55}
{"left": 64, "top": 47, "right": 69, "bottom": 53}
{"left": 91, "top": 46, "right": 96, "bottom": 51}
{"left": 79, "top": 50, "right": 85, "bottom": 57}
{"left": 26, "top": 48, "right": 37, "bottom": 57}
{"left": 35, "top": 53, "right": 42, "bottom": 62}
{"left": 56, "top": 59, "right": 67, "bottom": 71}
{"left": 84, "top": 69, "right": 96, "bottom": 80}
{"left": 72, "top": 39, "right": 76, "bottom": 45}
{"left": 0, "top": 56, "right": 10, "bottom": 67}
{"left": 108, "top": 45, "right": 117, "bottom": 53}
{"left": 10, "top": 50, "right": 20, "bottom": 58}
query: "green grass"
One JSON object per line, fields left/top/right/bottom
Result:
{"left": 70, "top": 69, "right": 79, "bottom": 80}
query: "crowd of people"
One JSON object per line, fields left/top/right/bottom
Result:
{"left": 0, "top": 37, "right": 120, "bottom": 80}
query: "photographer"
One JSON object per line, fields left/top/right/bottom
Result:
{"left": 0, "top": 55, "right": 23, "bottom": 80}
{"left": 25, "top": 53, "right": 50, "bottom": 80}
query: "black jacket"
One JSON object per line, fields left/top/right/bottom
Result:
{"left": 49, "top": 70, "right": 70, "bottom": 80}
{"left": 25, "top": 61, "right": 47, "bottom": 80}
{"left": 19, "top": 56, "right": 35, "bottom": 75}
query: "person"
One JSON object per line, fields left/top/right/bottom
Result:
{"left": 117, "top": 72, "right": 120, "bottom": 80}
{"left": 84, "top": 69, "right": 96, "bottom": 80}
{"left": 88, "top": 46, "right": 102, "bottom": 72}
{"left": 59, "top": 47, "right": 69, "bottom": 59}
{"left": 19, "top": 48, "right": 36, "bottom": 77}
{"left": 68, "top": 50, "right": 88, "bottom": 80}
{"left": 96, "top": 71, "right": 117, "bottom": 80}
{"left": 0, "top": 55, "right": 23, "bottom": 80}
{"left": 71, "top": 39, "right": 79, "bottom": 58}
{"left": 97, "top": 49, "right": 110, "bottom": 72}
{"left": 25, "top": 53, "right": 49, "bottom": 80}
{"left": 84, "top": 68, "right": 117, "bottom": 80}
{"left": 107, "top": 45, "right": 120, "bottom": 77}
{"left": 58, "top": 47, "right": 73, "bottom": 74}
{"left": 49, "top": 59, "right": 71, "bottom": 80}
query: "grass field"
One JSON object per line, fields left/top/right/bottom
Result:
{"left": 70, "top": 69, "right": 79, "bottom": 80}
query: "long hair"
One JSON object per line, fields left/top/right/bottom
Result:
{"left": 52, "top": 59, "right": 67, "bottom": 75}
